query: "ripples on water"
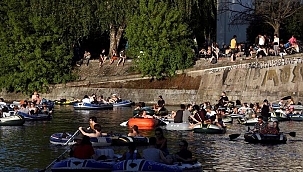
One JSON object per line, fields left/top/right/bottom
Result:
{"left": 0, "top": 105, "right": 303, "bottom": 172}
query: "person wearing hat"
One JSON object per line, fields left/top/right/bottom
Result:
{"left": 128, "top": 125, "right": 140, "bottom": 137}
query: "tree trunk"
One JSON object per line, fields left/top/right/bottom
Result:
{"left": 273, "top": 23, "right": 280, "bottom": 37}
{"left": 108, "top": 24, "right": 125, "bottom": 58}
{"left": 109, "top": 26, "right": 117, "bottom": 58}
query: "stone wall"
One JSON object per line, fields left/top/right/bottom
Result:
{"left": 2, "top": 54, "right": 303, "bottom": 105}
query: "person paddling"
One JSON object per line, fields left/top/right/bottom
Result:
{"left": 87, "top": 116, "right": 98, "bottom": 133}
{"left": 252, "top": 116, "right": 267, "bottom": 134}
{"left": 79, "top": 124, "right": 102, "bottom": 137}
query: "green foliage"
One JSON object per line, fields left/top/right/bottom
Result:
{"left": 0, "top": 0, "right": 76, "bottom": 94}
{"left": 126, "top": 0, "right": 194, "bottom": 79}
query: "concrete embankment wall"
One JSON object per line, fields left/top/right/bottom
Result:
{"left": 2, "top": 54, "right": 303, "bottom": 105}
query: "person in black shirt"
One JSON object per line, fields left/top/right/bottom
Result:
{"left": 175, "top": 140, "right": 193, "bottom": 163}
{"left": 154, "top": 95, "right": 165, "bottom": 112}
{"left": 219, "top": 92, "right": 229, "bottom": 107}
{"left": 261, "top": 99, "right": 270, "bottom": 122}
{"left": 172, "top": 104, "right": 186, "bottom": 123}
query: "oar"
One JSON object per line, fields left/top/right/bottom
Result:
{"left": 229, "top": 133, "right": 241, "bottom": 140}
{"left": 154, "top": 115, "right": 171, "bottom": 125}
{"left": 229, "top": 126, "right": 250, "bottom": 140}
{"left": 38, "top": 130, "right": 80, "bottom": 171}
{"left": 120, "top": 114, "right": 139, "bottom": 126}
{"left": 63, "top": 130, "right": 79, "bottom": 146}
{"left": 285, "top": 132, "right": 296, "bottom": 137}
{"left": 38, "top": 149, "right": 69, "bottom": 172}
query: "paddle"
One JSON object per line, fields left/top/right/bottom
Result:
{"left": 153, "top": 115, "right": 171, "bottom": 125}
{"left": 38, "top": 149, "right": 69, "bottom": 172}
{"left": 38, "top": 130, "right": 79, "bottom": 171}
{"left": 229, "top": 126, "right": 251, "bottom": 140}
{"left": 120, "top": 114, "right": 139, "bottom": 126}
{"left": 281, "top": 96, "right": 292, "bottom": 100}
{"left": 285, "top": 132, "right": 296, "bottom": 137}
{"left": 63, "top": 130, "right": 79, "bottom": 146}
{"left": 229, "top": 134, "right": 241, "bottom": 140}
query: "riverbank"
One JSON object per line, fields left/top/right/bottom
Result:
{"left": 2, "top": 53, "right": 303, "bottom": 105}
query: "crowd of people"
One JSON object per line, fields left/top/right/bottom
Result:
{"left": 70, "top": 115, "right": 196, "bottom": 164}
{"left": 81, "top": 93, "right": 122, "bottom": 104}
{"left": 76, "top": 48, "right": 127, "bottom": 67}
{"left": 198, "top": 34, "right": 301, "bottom": 63}
{"left": 0, "top": 91, "right": 52, "bottom": 117}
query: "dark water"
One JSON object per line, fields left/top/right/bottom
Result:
{"left": 1, "top": 105, "right": 303, "bottom": 172}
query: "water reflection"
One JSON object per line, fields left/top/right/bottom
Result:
{"left": 0, "top": 105, "right": 303, "bottom": 171}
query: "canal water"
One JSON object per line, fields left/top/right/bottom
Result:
{"left": 1, "top": 105, "right": 303, "bottom": 172}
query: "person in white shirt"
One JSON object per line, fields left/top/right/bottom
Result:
{"left": 82, "top": 95, "right": 91, "bottom": 103}
{"left": 258, "top": 34, "right": 265, "bottom": 46}
{"left": 142, "top": 137, "right": 172, "bottom": 164}
{"left": 273, "top": 34, "right": 279, "bottom": 56}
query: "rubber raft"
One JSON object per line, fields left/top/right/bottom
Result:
{"left": 244, "top": 133, "right": 287, "bottom": 144}
{"left": 113, "top": 159, "right": 203, "bottom": 172}
{"left": 133, "top": 107, "right": 168, "bottom": 116}
{"left": 50, "top": 133, "right": 149, "bottom": 146}
{"left": 0, "top": 114, "right": 25, "bottom": 126}
{"left": 165, "top": 123, "right": 192, "bottom": 131}
{"left": 193, "top": 124, "right": 226, "bottom": 134}
{"left": 50, "top": 133, "right": 112, "bottom": 147}
{"left": 128, "top": 118, "right": 159, "bottom": 129}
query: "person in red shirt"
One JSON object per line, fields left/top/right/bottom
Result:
{"left": 73, "top": 135, "right": 95, "bottom": 159}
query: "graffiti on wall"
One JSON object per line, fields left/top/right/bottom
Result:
{"left": 206, "top": 57, "right": 303, "bottom": 73}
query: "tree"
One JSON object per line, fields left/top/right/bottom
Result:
{"left": 94, "top": 0, "right": 139, "bottom": 57}
{"left": 0, "top": 0, "right": 76, "bottom": 94}
{"left": 125, "top": 0, "right": 194, "bottom": 79}
{"left": 167, "top": 0, "right": 217, "bottom": 48}
{"left": 219, "top": 0, "right": 303, "bottom": 37}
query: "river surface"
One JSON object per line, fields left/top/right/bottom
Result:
{"left": 1, "top": 105, "right": 303, "bottom": 172}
